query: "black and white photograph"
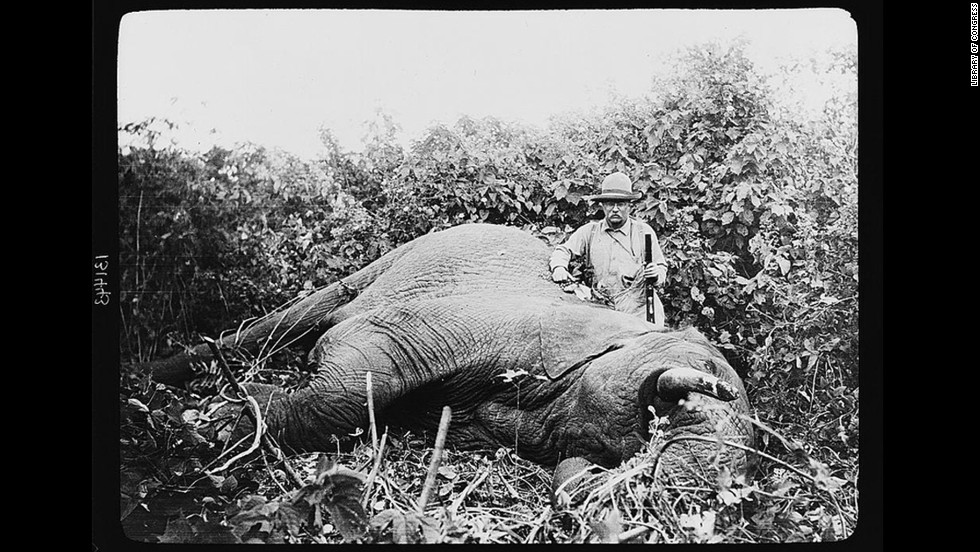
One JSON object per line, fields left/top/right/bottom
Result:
{"left": 94, "top": 5, "right": 880, "bottom": 546}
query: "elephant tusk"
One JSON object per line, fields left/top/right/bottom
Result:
{"left": 657, "top": 367, "right": 738, "bottom": 402}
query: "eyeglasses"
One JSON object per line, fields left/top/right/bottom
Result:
{"left": 599, "top": 201, "right": 630, "bottom": 209}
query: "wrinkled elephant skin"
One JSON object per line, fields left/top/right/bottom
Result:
{"left": 148, "top": 224, "right": 753, "bottom": 471}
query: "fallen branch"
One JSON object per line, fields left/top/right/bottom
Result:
{"left": 417, "top": 406, "right": 452, "bottom": 513}
{"left": 367, "top": 371, "right": 379, "bottom": 453}
{"left": 362, "top": 431, "right": 389, "bottom": 509}
{"left": 522, "top": 505, "right": 553, "bottom": 544}
{"left": 497, "top": 469, "right": 521, "bottom": 501}
{"left": 617, "top": 525, "right": 653, "bottom": 543}
{"left": 450, "top": 463, "right": 492, "bottom": 515}
{"left": 208, "top": 395, "right": 264, "bottom": 474}
{"left": 206, "top": 430, "right": 255, "bottom": 468}
{"left": 203, "top": 337, "right": 304, "bottom": 487}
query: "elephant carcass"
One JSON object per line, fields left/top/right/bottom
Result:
{"left": 148, "top": 224, "right": 753, "bottom": 471}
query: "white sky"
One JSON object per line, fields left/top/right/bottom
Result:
{"left": 117, "top": 9, "right": 856, "bottom": 159}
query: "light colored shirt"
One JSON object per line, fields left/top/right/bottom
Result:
{"left": 549, "top": 217, "right": 667, "bottom": 297}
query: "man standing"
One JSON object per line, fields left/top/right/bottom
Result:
{"left": 549, "top": 172, "right": 667, "bottom": 323}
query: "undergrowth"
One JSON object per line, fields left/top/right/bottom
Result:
{"left": 118, "top": 355, "right": 858, "bottom": 545}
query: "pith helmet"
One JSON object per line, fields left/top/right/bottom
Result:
{"left": 585, "top": 172, "right": 642, "bottom": 202}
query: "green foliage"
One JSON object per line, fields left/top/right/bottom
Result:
{"left": 116, "top": 39, "right": 859, "bottom": 544}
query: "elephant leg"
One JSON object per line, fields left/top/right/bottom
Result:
{"left": 141, "top": 279, "right": 357, "bottom": 386}
{"left": 142, "top": 244, "right": 415, "bottom": 387}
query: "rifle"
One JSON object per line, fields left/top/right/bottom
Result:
{"left": 644, "top": 234, "right": 657, "bottom": 325}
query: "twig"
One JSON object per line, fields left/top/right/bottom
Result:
{"left": 202, "top": 337, "right": 304, "bottom": 487}
{"left": 362, "top": 431, "right": 389, "bottom": 509}
{"left": 254, "top": 297, "right": 324, "bottom": 365}
{"left": 208, "top": 395, "right": 264, "bottom": 474}
{"left": 498, "top": 471, "right": 521, "bottom": 501}
{"left": 260, "top": 435, "right": 305, "bottom": 488}
{"left": 253, "top": 298, "right": 314, "bottom": 363}
{"left": 205, "top": 431, "right": 254, "bottom": 470}
{"left": 135, "top": 189, "right": 143, "bottom": 290}
{"left": 522, "top": 505, "right": 553, "bottom": 544}
{"left": 417, "top": 406, "right": 452, "bottom": 513}
{"left": 651, "top": 435, "right": 814, "bottom": 485}
{"left": 262, "top": 448, "right": 290, "bottom": 495}
{"left": 617, "top": 525, "right": 653, "bottom": 543}
{"left": 366, "top": 372, "right": 379, "bottom": 453}
{"left": 450, "top": 464, "right": 492, "bottom": 515}
{"left": 203, "top": 337, "right": 245, "bottom": 397}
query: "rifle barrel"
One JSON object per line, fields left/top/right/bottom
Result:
{"left": 644, "top": 234, "right": 656, "bottom": 324}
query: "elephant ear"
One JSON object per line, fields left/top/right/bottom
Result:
{"left": 538, "top": 305, "right": 651, "bottom": 380}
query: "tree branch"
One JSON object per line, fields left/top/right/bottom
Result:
{"left": 203, "top": 336, "right": 304, "bottom": 487}
{"left": 417, "top": 406, "right": 452, "bottom": 513}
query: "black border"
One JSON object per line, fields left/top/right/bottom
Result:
{"left": 93, "top": 1, "right": 883, "bottom": 549}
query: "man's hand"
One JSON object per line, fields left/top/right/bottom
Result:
{"left": 643, "top": 263, "right": 667, "bottom": 285}
{"left": 552, "top": 266, "right": 572, "bottom": 283}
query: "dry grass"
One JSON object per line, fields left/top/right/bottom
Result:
{"left": 231, "top": 410, "right": 857, "bottom": 545}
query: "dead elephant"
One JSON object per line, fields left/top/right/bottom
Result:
{"left": 145, "top": 223, "right": 753, "bottom": 479}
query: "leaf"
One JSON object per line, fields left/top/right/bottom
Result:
{"left": 324, "top": 498, "right": 368, "bottom": 541}
{"left": 690, "top": 286, "right": 705, "bottom": 303}
{"left": 372, "top": 509, "right": 410, "bottom": 543}
{"left": 127, "top": 398, "right": 149, "bottom": 413}
{"left": 418, "top": 515, "right": 441, "bottom": 543}
{"left": 775, "top": 256, "right": 791, "bottom": 276}
{"left": 220, "top": 474, "right": 239, "bottom": 494}
{"left": 496, "top": 368, "right": 529, "bottom": 383}
{"left": 276, "top": 501, "right": 310, "bottom": 536}
{"left": 728, "top": 156, "right": 745, "bottom": 175}
{"left": 717, "top": 488, "right": 741, "bottom": 505}
{"left": 679, "top": 510, "right": 716, "bottom": 542}
{"left": 588, "top": 509, "right": 623, "bottom": 543}
{"left": 291, "top": 458, "right": 369, "bottom": 540}
{"left": 371, "top": 509, "right": 427, "bottom": 544}
{"left": 740, "top": 208, "right": 755, "bottom": 225}
{"left": 570, "top": 283, "right": 593, "bottom": 301}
